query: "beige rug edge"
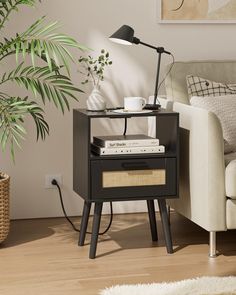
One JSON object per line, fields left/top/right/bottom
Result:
{"left": 100, "top": 276, "right": 236, "bottom": 295}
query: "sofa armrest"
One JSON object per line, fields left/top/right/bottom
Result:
{"left": 169, "top": 102, "right": 226, "bottom": 231}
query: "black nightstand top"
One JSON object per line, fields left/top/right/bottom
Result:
{"left": 74, "top": 108, "right": 177, "bottom": 119}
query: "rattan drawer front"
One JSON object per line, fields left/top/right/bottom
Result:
{"left": 91, "top": 158, "right": 177, "bottom": 201}
{"left": 103, "top": 169, "right": 166, "bottom": 188}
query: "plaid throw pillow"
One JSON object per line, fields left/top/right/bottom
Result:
{"left": 186, "top": 75, "right": 236, "bottom": 97}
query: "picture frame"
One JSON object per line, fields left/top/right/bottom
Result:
{"left": 158, "top": 0, "right": 236, "bottom": 24}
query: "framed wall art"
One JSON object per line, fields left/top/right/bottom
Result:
{"left": 158, "top": 0, "right": 236, "bottom": 23}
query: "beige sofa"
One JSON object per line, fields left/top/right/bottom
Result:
{"left": 163, "top": 60, "right": 236, "bottom": 257}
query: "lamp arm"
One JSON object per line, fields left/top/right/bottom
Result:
{"left": 154, "top": 51, "right": 162, "bottom": 106}
{"left": 134, "top": 38, "right": 171, "bottom": 55}
{"left": 133, "top": 36, "right": 172, "bottom": 108}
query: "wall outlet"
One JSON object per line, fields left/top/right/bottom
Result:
{"left": 45, "top": 174, "right": 62, "bottom": 189}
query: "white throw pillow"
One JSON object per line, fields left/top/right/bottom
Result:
{"left": 190, "top": 95, "right": 236, "bottom": 154}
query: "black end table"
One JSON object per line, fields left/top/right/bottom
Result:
{"left": 73, "top": 109, "right": 179, "bottom": 258}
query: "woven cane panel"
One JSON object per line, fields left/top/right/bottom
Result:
{"left": 103, "top": 169, "right": 166, "bottom": 188}
{"left": 0, "top": 173, "right": 10, "bottom": 243}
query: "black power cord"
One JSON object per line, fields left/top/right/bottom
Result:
{"left": 51, "top": 179, "right": 113, "bottom": 235}
{"left": 123, "top": 117, "right": 127, "bottom": 135}
{"left": 157, "top": 53, "right": 175, "bottom": 95}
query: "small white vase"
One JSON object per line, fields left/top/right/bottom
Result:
{"left": 86, "top": 86, "right": 106, "bottom": 111}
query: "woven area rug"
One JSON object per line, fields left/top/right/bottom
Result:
{"left": 100, "top": 277, "right": 236, "bottom": 295}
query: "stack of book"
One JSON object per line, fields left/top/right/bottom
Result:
{"left": 91, "top": 134, "right": 165, "bottom": 155}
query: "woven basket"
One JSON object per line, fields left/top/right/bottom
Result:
{"left": 0, "top": 173, "right": 10, "bottom": 243}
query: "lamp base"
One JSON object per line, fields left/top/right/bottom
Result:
{"left": 144, "top": 104, "right": 161, "bottom": 111}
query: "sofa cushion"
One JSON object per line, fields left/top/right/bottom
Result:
{"left": 225, "top": 152, "right": 236, "bottom": 166}
{"left": 226, "top": 199, "right": 236, "bottom": 229}
{"left": 186, "top": 75, "right": 236, "bottom": 97}
{"left": 225, "top": 158, "right": 236, "bottom": 199}
{"left": 190, "top": 95, "right": 236, "bottom": 153}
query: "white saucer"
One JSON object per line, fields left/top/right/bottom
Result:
{"left": 112, "top": 109, "right": 153, "bottom": 114}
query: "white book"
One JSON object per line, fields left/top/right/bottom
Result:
{"left": 93, "top": 134, "right": 159, "bottom": 148}
{"left": 91, "top": 144, "right": 165, "bottom": 155}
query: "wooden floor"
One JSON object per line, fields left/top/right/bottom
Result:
{"left": 1, "top": 212, "right": 236, "bottom": 295}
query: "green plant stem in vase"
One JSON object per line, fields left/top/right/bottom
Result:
{"left": 78, "top": 49, "right": 112, "bottom": 111}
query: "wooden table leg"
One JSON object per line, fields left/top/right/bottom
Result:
{"left": 78, "top": 201, "right": 91, "bottom": 246}
{"left": 158, "top": 199, "right": 173, "bottom": 254}
{"left": 89, "top": 202, "right": 103, "bottom": 259}
{"left": 146, "top": 200, "right": 158, "bottom": 242}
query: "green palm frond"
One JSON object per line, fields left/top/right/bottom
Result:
{"left": 0, "top": 0, "right": 38, "bottom": 30}
{"left": 0, "top": 35, "right": 60, "bottom": 72}
{"left": 0, "top": 1, "right": 87, "bottom": 160}
{"left": 0, "top": 16, "right": 88, "bottom": 73}
{"left": 1, "top": 63, "right": 82, "bottom": 113}
{"left": 0, "top": 95, "right": 48, "bottom": 160}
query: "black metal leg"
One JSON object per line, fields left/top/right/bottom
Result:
{"left": 158, "top": 199, "right": 173, "bottom": 254}
{"left": 146, "top": 200, "right": 158, "bottom": 242}
{"left": 78, "top": 201, "right": 91, "bottom": 246}
{"left": 89, "top": 202, "right": 103, "bottom": 259}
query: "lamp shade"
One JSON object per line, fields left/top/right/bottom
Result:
{"left": 109, "top": 25, "right": 134, "bottom": 45}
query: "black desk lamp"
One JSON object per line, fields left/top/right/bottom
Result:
{"left": 109, "top": 25, "right": 171, "bottom": 110}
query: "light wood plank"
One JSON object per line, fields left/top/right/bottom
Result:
{"left": 0, "top": 212, "right": 236, "bottom": 295}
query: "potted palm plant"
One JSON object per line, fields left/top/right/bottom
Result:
{"left": 0, "top": 0, "right": 85, "bottom": 243}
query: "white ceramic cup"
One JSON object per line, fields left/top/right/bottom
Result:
{"left": 124, "top": 97, "right": 146, "bottom": 111}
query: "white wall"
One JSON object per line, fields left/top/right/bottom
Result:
{"left": 1, "top": 0, "right": 236, "bottom": 219}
